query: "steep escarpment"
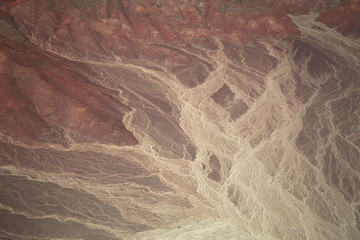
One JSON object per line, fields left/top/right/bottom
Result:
{"left": 316, "top": 0, "right": 360, "bottom": 38}
{"left": 0, "top": 1, "right": 359, "bottom": 240}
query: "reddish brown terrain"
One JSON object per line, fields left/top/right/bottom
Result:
{"left": 316, "top": 0, "right": 360, "bottom": 38}
{"left": 0, "top": 0, "right": 359, "bottom": 239}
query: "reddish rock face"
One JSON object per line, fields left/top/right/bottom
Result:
{"left": 1, "top": 1, "right": 360, "bottom": 240}
{"left": 2, "top": 0, "right": 302, "bottom": 58}
{"left": 0, "top": 39, "right": 138, "bottom": 146}
{"left": 316, "top": 0, "right": 360, "bottom": 38}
